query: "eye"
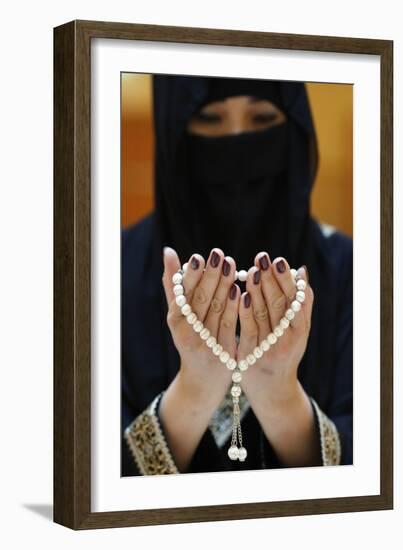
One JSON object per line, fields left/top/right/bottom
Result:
{"left": 253, "top": 112, "right": 279, "bottom": 124}
{"left": 194, "top": 111, "right": 222, "bottom": 123}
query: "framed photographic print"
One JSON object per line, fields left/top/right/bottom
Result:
{"left": 53, "top": 19, "right": 393, "bottom": 529}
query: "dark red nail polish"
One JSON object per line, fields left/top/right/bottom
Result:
{"left": 190, "top": 256, "right": 200, "bottom": 270}
{"left": 302, "top": 264, "right": 309, "bottom": 282}
{"left": 222, "top": 259, "right": 231, "bottom": 276}
{"left": 253, "top": 269, "right": 261, "bottom": 284}
{"left": 229, "top": 284, "right": 237, "bottom": 300}
{"left": 259, "top": 254, "right": 270, "bottom": 271}
{"left": 210, "top": 251, "right": 220, "bottom": 268}
{"left": 276, "top": 259, "right": 286, "bottom": 274}
{"left": 244, "top": 293, "right": 251, "bottom": 308}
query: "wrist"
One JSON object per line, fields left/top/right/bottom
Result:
{"left": 176, "top": 363, "right": 230, "bottom": 410}
{"left": 242, "top": 370, "right": 301, "bottom": 418}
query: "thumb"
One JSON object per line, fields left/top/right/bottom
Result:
{"left": 162, "top": 246, "right": 182, "bottom": 306}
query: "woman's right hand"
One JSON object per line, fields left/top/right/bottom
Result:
{"left": 162, "top": 246, "right": 240, "bottom": 406}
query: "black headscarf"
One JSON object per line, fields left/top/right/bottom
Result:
{"left": 152, "top": 75, "right": 318, "bottom": 272}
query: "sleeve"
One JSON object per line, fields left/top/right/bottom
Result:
{"left": 309, "top": 396, "right": 342, "bottom": 465}
{"left": 321, "top": 236, "right": 353, "bottom": 466}
{"left": 309, "top": 236, "right": 353, "bottom": 466}
{"left": 123, "top": 390, "right": 227, "bottom": 475}
{"left": 123, "top": 391, "right": 180, "bottom": 475}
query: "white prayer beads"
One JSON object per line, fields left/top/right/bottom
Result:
{"left": 173, "top": 259, "right": 307, "bottom": 462}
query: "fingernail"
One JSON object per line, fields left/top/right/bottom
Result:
{"left": 258, "top": 254, "right": 270, "bottom": 271}
{"left": 222, "top": 259, "right": 231, "bottom": 276}
{"left": 230, "top": 284, "right": 237, "bottom": 300}
{"left": 190, "top": 256, "right": 200, "bottom": 270}
{"left": 210, "top": 250, "right": 220, "bottom": 268}
{"left": 302, "top": 264, "right": 309, "bottom": 282}
{"left": 276, "top": 259, "right": 286, "bottom": 274}
{"left": 244, "top": 292, "right": 251, "bottom": 308}
{"left": 253, "top": 269, "right": 261, "bottom": 284}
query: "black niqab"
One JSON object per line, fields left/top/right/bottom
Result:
{"left": 152, "top": 76, "right": 318, "bottom": 272}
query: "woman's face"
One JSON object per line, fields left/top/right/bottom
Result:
{"left": 187, "top": 95, "right": 286, "bottom": 137}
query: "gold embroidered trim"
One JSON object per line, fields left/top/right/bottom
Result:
{"left": 310, "top": 397, "right": 342, "bottom": 466}
{"left": 124, "top": 392, "right": 179, "bottom": 475}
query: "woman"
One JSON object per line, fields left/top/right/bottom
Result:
{"left": 121, "top": 75, "right": 353, "bottom": 475}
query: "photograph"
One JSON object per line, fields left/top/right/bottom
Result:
{"left": 121, "top": 73, "right": 353, "bottom": 477}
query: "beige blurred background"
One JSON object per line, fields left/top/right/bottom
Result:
{"left": 121, "top": 74, "right": 353, "bottom": 236}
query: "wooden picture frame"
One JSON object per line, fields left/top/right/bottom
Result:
{"left": 54, "top": 19, "right": 393, "bottom": 529}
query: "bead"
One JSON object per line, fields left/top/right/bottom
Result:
{"left": 267, "top": 333, "right": 277, "bottom": 345}
{"left": 290, "top": 268, "right": 297, "bottom": 279}
{"left": 285, "top": 308, "right": 295, "bottom": 320}
{"left": 296, "top": 290, "right": 306, "bottom": 303}
{"left": 291, "top": 300, "right": 301, "bottom": 312}
{"left": 206, "top": 336, "right": 216, "bottom": 348}
{"left": 232, "top": 370, "right": 242, "bottom": 383}
{"left": 231, "top": 384, "right": 242, "bottom": 397}
{"left": 274, "top": 325, "right": 283, "bottom": 338}
{"left": 297, "top": 279, "right": 307, "bottom": 291}
{"left": 181, "top": 303, "right": 191, "bottom": 316}
{"left": 182, "top": 262, "right": 188, "bottom": 271}
{"left": 175, "top": 295, "right": 186, "bottom": 307}
{"left": 227, "top": 358, "right": 237, "bottom": 370}
{"left": 253, "top": 346, "right": 263, "bottom": 359}
{"left": 173, "top": 284, "right": 184, "bottom": 296}
{"left": 235, "top": 270, "right": 239, "bottom": 280}
{"left": 228, "top": 445, "right": 240, "bottom": 460}
{"left": 238, "top": 359, "right": 249, "bottom": 371}
{"left": 213, "top": 343, "right": 223, "bottom": 356}
{"left": 200, "top": 327, "right": 210, "bottom": 340}
{"left": 238, "top": 447, "right": 248, "bottom": 461}
{"left": 260, "top": 339, "right": 270, "bottom": 352}
{"left": 246, "top": 353, "right": 256, "bottom": 365}
{"left": 280, "top": 317, "right": 290, "bottom": 330}
{"left": 186, "top": 312, "right": 197, "bottom": 325}
{"left": 172, "top": 272, "right": 183, "bottom": 285}
{"left": 193, "top": 320, "right": 203, "bottom": 333}
{"left": 237, "top": 269, "right": 248, "bottom": 282}
{"left": 219, "top": 350, "right": 230, "bottom": 364}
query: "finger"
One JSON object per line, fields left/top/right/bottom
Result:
{"left": 271, "top": 258, "right": 306, "bottom": 332}
{"left": 204, "top": 256, "right": 237, "bottom": 338}
{"left": 217, "top": 283, "right": 240, "bottom": 363}
{"left": 190, "top": 248, "right": 224, "bottom": 323}
{"left": 162, "top": 246, "right": 189, "bottom": 328}
{"left": 271, "top": 257, "right": 298, "bottom": 306}
{"left": 245, "top": 266, "right": 271, "bottom": 342}
{"left": 272, "top": 256, "right": 299, "bottom": 325}
{"left": 258, "top": 253, "right": 286, "bottom": 330}
{"left": 291, "top": 266, "right": 314, "bottom": 334}
{"left": 181, "top": 253, "right": 205, "bottom": 303}
{"left": 238, "top": 291, "right": 259, "bottom": 367}
{"left": 162, "top": 246, "right": 181, "bottom": 306}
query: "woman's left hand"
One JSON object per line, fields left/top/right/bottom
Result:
{"left": 238, "top": 253, "right": 313, "bottom": 407}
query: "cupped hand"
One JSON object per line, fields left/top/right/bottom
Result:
{"left": 237, "top": 253, "right": 313, "bottom": 403}
{"left": 162, "top": 246, "right": 240, "bottom": 402}
{"left": 162, "top": 247, "right": 313, "bottom": 409}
